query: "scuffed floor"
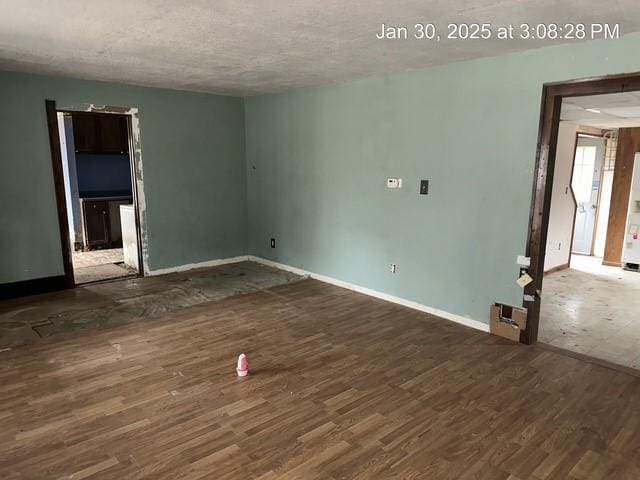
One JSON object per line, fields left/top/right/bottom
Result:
{"left": 72, "top": 248, "right": 136, "bottom": 284}
{"left": 73, "top": 248, "right": 124, "bottom": 268}
{"left": 540, "top": 255, "right": 640, "bottom": 370}
{"left": 0, "top": 261, "right": 303, "bottom": 350}
{"left": 74, "top": 263, "right": 136, "bottom": 284}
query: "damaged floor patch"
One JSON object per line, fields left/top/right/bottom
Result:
{"left": 0, "top": 261, "right": 303, "bottom": 349}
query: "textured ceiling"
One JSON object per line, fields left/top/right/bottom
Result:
{"left": 0, "top": 0, "right": 638, "bottom": 96}
{"left": 562, "top": 92, "right": 640, "bottom": 129}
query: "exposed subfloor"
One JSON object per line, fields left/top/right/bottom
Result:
{"left": 2, "top": 275, "right": 640, "bottom": 479}
{"left": 73, "top": 249, "right": 125, "bottom": 268}
{"left": 72, "top": 248, "right": 136, "bottom": 284}
{"left": 540, "top": 254, "right": 640, "bottom": 370}
{"left": 0, "top": 261, "right": 302, "bottom": 349}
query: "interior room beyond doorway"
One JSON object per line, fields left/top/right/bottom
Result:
{"left": 541, "top": 91, "right": 640, "bottom": 370}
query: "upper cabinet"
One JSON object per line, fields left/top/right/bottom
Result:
{"left": 72, "top": 113, "right": 129, "bottom": 155}
{"left": 99, "top": 114, "right": 129, "bottom": 154}
{"left": 71, "top": 114, "right": 98, "bottom": 154}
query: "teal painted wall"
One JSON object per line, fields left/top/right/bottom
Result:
{"left": 0, "top": 71, "right": 246, "bottom": 283}
{"left": 5, "top": 34, "right": 640, "bottom": 321}
{"left": 245, "top": 34, "right": 640, "bottom": 324}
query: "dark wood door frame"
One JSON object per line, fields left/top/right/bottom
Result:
{"left": 522, "top": 71, "right": 640, "bottom": 345}
{"left": 45, "top": 99, "right": 75, "bottom": 288}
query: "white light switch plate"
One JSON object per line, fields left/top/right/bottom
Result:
{"left": 386, "top": 178, "right": 399, "bottom": 189}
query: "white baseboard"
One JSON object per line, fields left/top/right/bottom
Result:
{"left": 248, "top": 256, "right": 490, "bottom": 333}
{"left": 147, "top": 255, "right": 249, "bottom": 276}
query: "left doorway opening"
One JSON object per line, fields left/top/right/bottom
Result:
{"left": 57, "top": 110, "right": 141, "bottom": 284}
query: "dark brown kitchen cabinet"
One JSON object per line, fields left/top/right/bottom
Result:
{"left": 72, "top": 113, "right": 129, "bottom": 155}
{"left": 72, "top": 114, "right": 99, "bottom": 154}
{"left": 81, "top": 198, "right": 130, "bottom": 250}
{"left": 99, "top": 114, "right": 129, "bottom": 154}
{"left": 82, "top": 200, "right": 110, "bottom": 249}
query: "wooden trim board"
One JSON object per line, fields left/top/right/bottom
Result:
{"left": 0, "top": 275, "right": 68, "bottom": 300}
{"left": 544, "top": 263, "right": 570, "bottom": 275}
{"left": 45, "top": 99, "right": 75, "bottom": 289}
{"left": 147, "top": 256, "right": 250, "bottom": 276}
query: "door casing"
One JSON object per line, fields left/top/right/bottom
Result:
{"left": 45, "top": 100, "right": 147, "bottom": 288}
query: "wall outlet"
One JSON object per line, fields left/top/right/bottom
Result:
{"left": 270, "top": 238, "right": 276, "bottom": 248}
{"left": 390, "top": 263, "right": 396, "bottom": 274}
{"left": 386, "top": 178, "right": 402, "bottom": 189}
{"left": 420, "top": 179, "right": 429, "bottom": 195}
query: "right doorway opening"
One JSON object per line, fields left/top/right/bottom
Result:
{"left": 539, "top": 91, "right": 640, "bottom": 371}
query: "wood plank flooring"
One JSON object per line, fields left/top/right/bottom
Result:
{"left": 1, "top": 276, "right": 640, "bottom": 479}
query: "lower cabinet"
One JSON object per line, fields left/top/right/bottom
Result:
{"left": 82, "top": 200, "right": 110, "bottom": 249}
{"left": 81, "top": 198, "right": 131, "bottom": 250}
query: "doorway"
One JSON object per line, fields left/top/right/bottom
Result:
{"left": 526, "top": 75, "right": 640, "bottom": 370}
{"left": 45, "top": 100, "right": 146, "bottom": 286}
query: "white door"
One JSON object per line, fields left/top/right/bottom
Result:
{"left": 572, "top": 136, "right": 605, "bottom": 255}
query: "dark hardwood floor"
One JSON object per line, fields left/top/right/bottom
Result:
{"left": 1, "top": 275, "right": 639, "bottom": 479}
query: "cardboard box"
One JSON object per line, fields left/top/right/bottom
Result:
{"left": 490, "top": 303, "right": 527, "bottom": 342}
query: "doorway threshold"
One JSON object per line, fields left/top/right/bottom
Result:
{"left": 537, "top": 342, "right": 640, "bottom": 379}
{"left": 74, "top": 272, "right": 138, "bottom": 287}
